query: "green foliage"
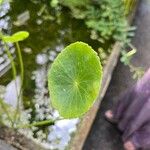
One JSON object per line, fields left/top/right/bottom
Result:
{"left": 50, "top": 0, "right": 59, "bottom": 7}
{"left": 2, "top": 31, "right": 29, "bottom": 118}
{"left": 86, "top": 0, "right": 126, "bottom": 41}
{"left": 120, "top": 49, "right": 144, "bottom": 80}
{"left": 1, "top": 30, "right": 55, "bottom": 129}
{"left": 59, "top": 0, "right": 90, "bottom": 7}
{"left": 120, "top": 49, "right": 136, "bottom": 65}
{"left": 98, "top": 47, "right": 108, "bottom": 65}
{"left": 49, "top": 0, "right": 137, "bottom": 74}
{"left": 49, "top": 0, "right": 137, "bottom": 73}
{"left": 0, "top": 99, "right": 15, "bottom": 126}
{"left": 3, "top": 31, "right": 29, "bottom": 43}
{"left": 48, "top": 42, "right": 102, "bottom": 118}
{"left": 56, "top": 0, "right": 135, "bottom": 44}
{"left": 0, "top": 30, "right": 30, "bottom": 128}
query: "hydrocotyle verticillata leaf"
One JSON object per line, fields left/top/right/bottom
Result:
{"left": 48, "top": 42, "right": 102, "bottom": 118}
{"left": 3, "top": 31, "right": 29, "bottom": 43}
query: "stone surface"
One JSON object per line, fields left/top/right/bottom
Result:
{"left": 83, "top": 0, "right": 150, "bottom": 149}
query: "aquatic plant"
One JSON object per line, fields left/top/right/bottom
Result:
{"left": 3, "top": 31, "right": 29, "bottom": 84}
{"left": 54, "top": 0, "right": 134, "bottom": 44}
{"left": 50, "top": 0, "right": 137, "bottom": 68}
{"left": 59, "top": 0, "right": 90, "bottom": 7}
{"left": 0, "top": 38, "right": 103, "bottom": 129}
{"left": 48, "top": 42, "right": 102, "bottom": 118}
{"left": 0, "top": 31, "right": 29, "bottom": 127}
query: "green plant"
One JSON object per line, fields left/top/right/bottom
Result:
{"left": 50, "top": 0, "right": 59, "bottom": 8}
{"left": 0, "top": 31, "right": 52, "bottom": 129}
{"left": 0, "top": 99, "right": 15, "bottom": 126}
{"left": 120, "top": 49, "right": 144, "bottom": 80}
{"left": 121, "top": 49, "right": 136, "bottom": 65}
{"left": 86, "top": 0, "right": 126, "bottom": 41}
{"left": 2, "top": 31, "right": 29, "bottom": 123}
{"left": 0, "top": 31, "right": 29, "bottom": 127}
{"left": 53, "top": 0, "right": 137, "bottom": 70}
{"left": 56, "top": 0, "right": 132, "bottom": 44}
{"left": 0, "top": 39, "right": 102, "bottom": 129}
{"left": 48, "top": 42, "right": 102, "bottom": 118}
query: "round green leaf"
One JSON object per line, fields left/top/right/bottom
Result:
{"left": 48, "top": 42, "right": 102, "bottom": 118}
{"left": 3, "top": 31, "right": 29, "bottom": 43}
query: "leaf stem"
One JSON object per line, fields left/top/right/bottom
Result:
{"left": 0, "top": 99, "right": 14, "bottom": 127}
{"left": 16, "top": 42, "right": 24, "bottom": 85}
{"left": 17, "top": 120, "right": 55, "bottom": 129}
{"left": 4, "top": 43, "right": 17, "bottom": 81}
{"left": 14, "top": 42, "right": 24, "bottom": 124}
{"left": 1, "top": 32, "right": 19, "bottom": 127}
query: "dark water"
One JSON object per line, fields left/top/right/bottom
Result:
{"left": 0, "top": 0, "right": 102, "bottom": 149}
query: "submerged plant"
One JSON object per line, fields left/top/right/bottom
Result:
{"left": 48, "top": 42, "right": 102, "bottom": 118}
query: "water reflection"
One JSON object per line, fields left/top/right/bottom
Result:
{"left": 4, "top": 76, "right": 21, "bottom": 108}
{"left": 0, "top": 41, "right": 15, "bottom": 77}
{"left": 0, "top": 0, "right": 16, "bottom": 77}
{"left": 48, "top": 119, "right": 79, "bottom": 150}
{"left": 0, "top": 0, "right": 10, "bottom": 29}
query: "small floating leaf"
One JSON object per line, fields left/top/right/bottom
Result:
{"left": 3, "top": 31, "right": 29, "bottom": 43}
{"left": 48, "top": 42, "right": 102, "bottom": 118}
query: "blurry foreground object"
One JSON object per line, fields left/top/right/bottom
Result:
{"left": 105, "top": 68, "right": 150, "bottom": 150}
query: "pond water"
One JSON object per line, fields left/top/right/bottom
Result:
{"left": 0, "top": 0, "right": 102, "bottom": 149}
